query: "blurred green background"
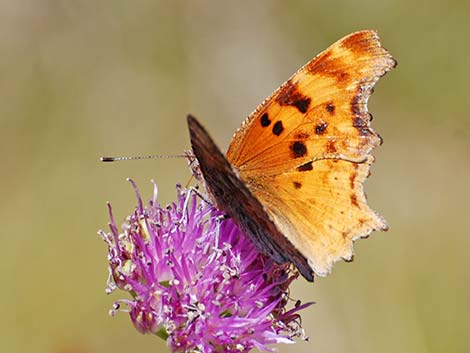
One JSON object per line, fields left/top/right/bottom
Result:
{"left": 2, "top": 1, "right": 469, "bottom": 352}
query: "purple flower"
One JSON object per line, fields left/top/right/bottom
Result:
{"left": 99, "top": 180, "right": 312, "bottom": 353}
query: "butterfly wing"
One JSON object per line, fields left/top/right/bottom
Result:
{"left": 226, "top": 30, "right": 395, "bottom": 276}
{"left": 251, "top": 156, "right": 387, "bottom": 276}
{"left": 187, "top": 115, "right": 314, "bottom": 281}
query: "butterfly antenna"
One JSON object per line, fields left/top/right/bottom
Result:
{"left": 101, "top": 154, "right": 186, "bottom": 162}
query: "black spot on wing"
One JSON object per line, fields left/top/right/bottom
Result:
{"left": 353, "top": 117, "right": 374, "bottom": 137}
{"left": 261, "top": 113, "right": 271, "bottom": 127}
{"left": 276, "top": 82, "right": 312, "bottom": 114}
{"left": 272, "top": 121, "right": 284, "bottom": 136}
{"left": 326, "top": 102, "right": 335, "bottom": 114}
{"left": 293, "top": 181, "right": 302, "bottom": 189}
{"left": 291, "top": 141, "right": 307, "bottom": 158}
{"left": 297, "top": 161, "right": 313, "bottom": 172}
{"left": 315, "top": 122, "right": 328, "bottom": 135}
{"left": 293, "top": 97, "right": 311, "bottom": 114}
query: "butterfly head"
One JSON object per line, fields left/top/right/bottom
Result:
{"left": 183, "top": 149, "right": 203, "bottom": 182}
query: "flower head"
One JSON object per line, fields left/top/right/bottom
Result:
{"left": 99, "top": 180, "right": 312, "bottom": 353}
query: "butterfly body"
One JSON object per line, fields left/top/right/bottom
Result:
{"left": 188, "top": 30, "right": 396, "bottom": 281}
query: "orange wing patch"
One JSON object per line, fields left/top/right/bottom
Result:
{"left": 225, "top": 30, "right": 395, "bottom": 276}
{"left": 226, "top": 30, "right": 396, "bottom": 173}
{"left": 252, "top": 156, "right": 387, "bottom": 276}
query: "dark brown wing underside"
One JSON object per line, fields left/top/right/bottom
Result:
{"left": 187, "top": 114, "right": 314, "bottom": 281}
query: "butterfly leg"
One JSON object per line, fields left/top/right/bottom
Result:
{"left": 178, "top": 186, "right": 213, "bottom": 224}
{"left": 190, "top": 185, "right": 213, "bottom": 205}
{"left": 214, "top": 214, "right": 230, "bottom": 249}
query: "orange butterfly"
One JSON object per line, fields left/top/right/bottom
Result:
{"left": 188, "top": 30, "right": 396, "bottom": 281}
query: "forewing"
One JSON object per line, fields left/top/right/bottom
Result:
{"left": 226, "top": 30, "right": 396, "bottom": 174}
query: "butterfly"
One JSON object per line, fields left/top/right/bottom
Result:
{"left": 187, "top": 30, "right": 396, "bottom": 281}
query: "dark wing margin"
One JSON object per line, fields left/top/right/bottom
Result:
{"left": 187, "top": 114, "right": 314, "bottom": 281}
